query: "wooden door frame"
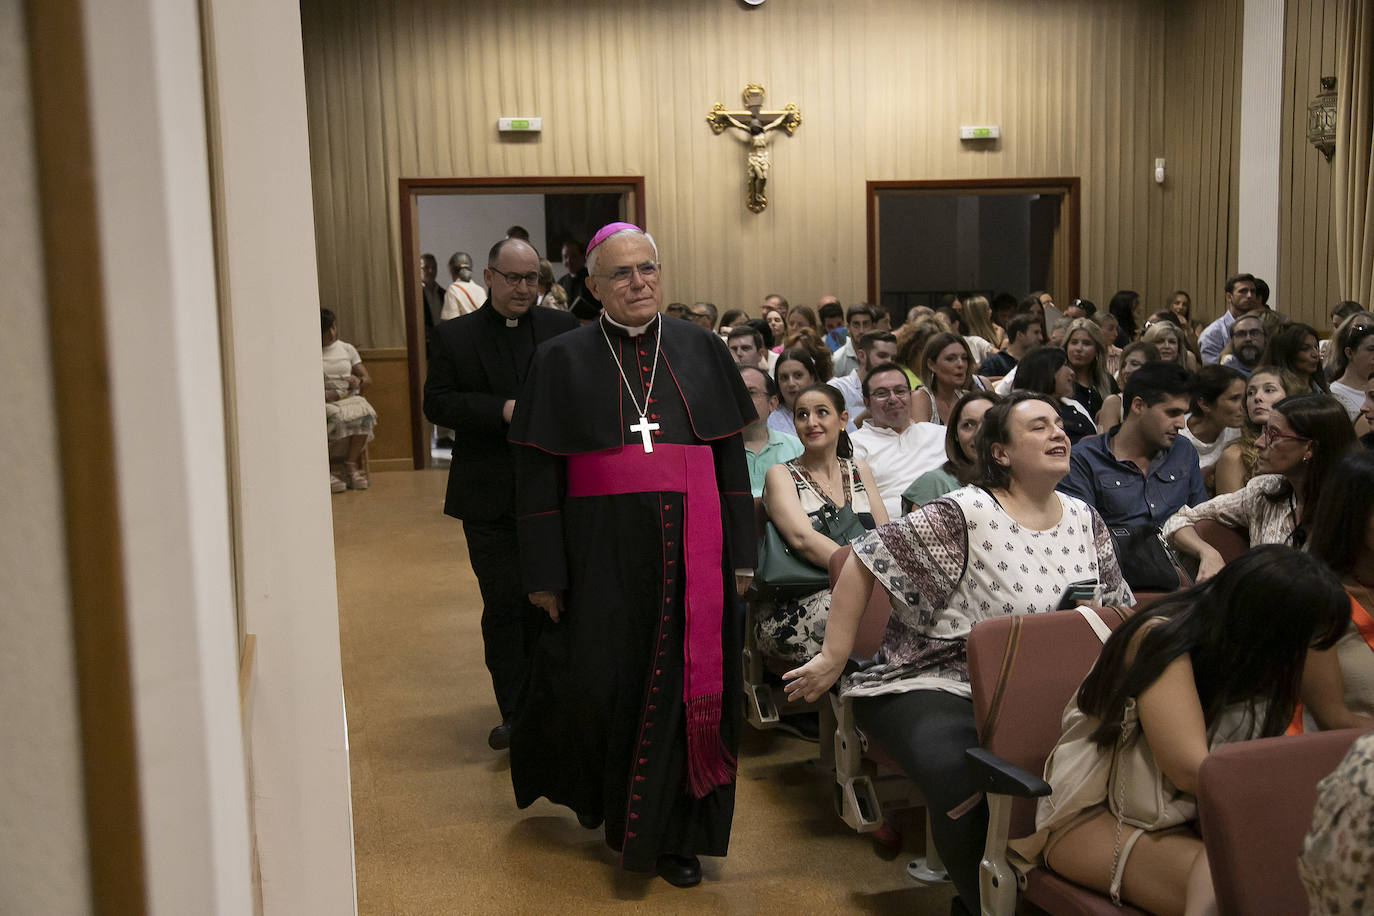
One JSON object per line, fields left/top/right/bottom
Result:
{"left": 866, "top": 177, "right": 1081, "bottom": 306}
{"left": 398, "top": 176, "right": 646, "bottom": 469}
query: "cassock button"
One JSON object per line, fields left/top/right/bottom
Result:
{"left": 648, "top": 397, "right": 656, "bottom": 404}
{"left": 633, "top": 794, "right": 642, "bottom": 801}
{"left": 655, "top": 669, "right": 662, "bottom": 675}
{"left": 638, "top": 758, "right": 648, "bottom": 764}
{"left": 629, "top": 812, "right": 639, "bottom": 819}
{"left": 647, "top": 706, "right": 655, "bottom": 712}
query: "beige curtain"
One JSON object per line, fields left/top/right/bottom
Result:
{"left": 1335, "top": 0, "right": 1374, "bottom": 306}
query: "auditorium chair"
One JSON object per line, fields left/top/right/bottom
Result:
{"left": 964, "top": 605, "right": 1142, "bottom": 916}
{"left": 1197, "top": 727, "right": 1367, "bottom": 915}
{"left": 742, "top": 499, "right": 830, "bottom": 745}
{"left": 825, "top": 546, "right": 946, "bottom": 883}
{"left": 1194, "top": 518, "right": 1248, "bottom": 564}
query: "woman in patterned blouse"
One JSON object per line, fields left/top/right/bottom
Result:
{"left": 783, "top": 391, "right": 1131, "bottom": 914}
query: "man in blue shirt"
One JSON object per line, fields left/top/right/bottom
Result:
{"left": 1198, "top": 273, "right": 1259, "bottom": 364}
{"left": 740, "top": 366, "right": 803, "bottom": 497}
{"left": 1058, "top": 361, "right": 1207, "bottom": 530}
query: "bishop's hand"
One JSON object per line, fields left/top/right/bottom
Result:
{"left": 529, "top": 590, "right": 563, "bottom": 622}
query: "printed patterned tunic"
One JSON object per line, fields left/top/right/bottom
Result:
{"left": 843, "top": 486, "right": 1132, "bottom": 699}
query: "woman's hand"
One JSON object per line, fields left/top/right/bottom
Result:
{"left": 1194, "top": 547, "right": 1225, "bottom": 582}
{"left": 782, "top": 648, "right": 845, "bottom": 704}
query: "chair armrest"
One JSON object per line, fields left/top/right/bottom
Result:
{"left": 966, "top": 747, "right": 1051, "bottom": 798}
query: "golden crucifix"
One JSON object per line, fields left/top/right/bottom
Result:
{"left": 707, "top": 83, "right": 802, "bottom": 213}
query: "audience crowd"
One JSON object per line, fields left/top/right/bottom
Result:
{"left": 407, "top": 229, "right": 1373, "bottom": 913}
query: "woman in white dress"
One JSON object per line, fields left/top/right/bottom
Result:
{"left": 1328, "top": 316, "right": 1374, "bottom": 420}
{"left": 783, "top": 391, "right": 1131, "bottom": 914}
{"left": 322, "top": 308, "right": 377, "bottom": 491}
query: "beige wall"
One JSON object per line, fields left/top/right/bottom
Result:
{"left": 303, "top": 0, "right": 1260, "bottom": 350}
{"left": 1280, "top": 0, "right": 1343, "bottom": 324}
{"left": 0, "top": 0, "right": 93, "bottom": 911}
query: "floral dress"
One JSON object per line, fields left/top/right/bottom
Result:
{"left": 756, "top": 458, "right": 875, "bottom": 663}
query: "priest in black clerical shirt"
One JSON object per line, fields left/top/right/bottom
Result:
{"left": 508, "top": 224, "right": 755, "bottom": 889}
{"left": 422, "top": 237, "right": 579, "bottom": 752}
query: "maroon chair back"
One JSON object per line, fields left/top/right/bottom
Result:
{"left": 827, "top": 545, "right": 892, "bottom": 658}
{"left": 1197, "top": 728, "right": 1366, "bottom": 915}
{"left": 966, "top": 606, "right": 1132, "bottom": 839}
{"left": 1194, "top": 519, "right": 1248, "bottom": 564}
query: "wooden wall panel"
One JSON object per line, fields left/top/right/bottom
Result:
{"left": 302, "top": 0, "right": 1249, "bottom": 348}
{"left": 1280, "top": 0, "right": 1342, "bottom": 327}
{"left": 355, "top": 348, "right": 411, "bottom": 468}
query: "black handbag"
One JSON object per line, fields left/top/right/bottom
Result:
{"left": 1108, "top": 524, "right": 1185, "bottom": 593}
{"left": 755, "top": 503, "right": 870, "bottom": 600}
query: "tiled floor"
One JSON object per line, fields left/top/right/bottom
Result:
{"left": 332, "top": 469, "right": 956, "bottom": 914}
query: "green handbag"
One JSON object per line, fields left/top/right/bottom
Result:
{"left": 755, "top": 503, "right": 870, "bottom": 600}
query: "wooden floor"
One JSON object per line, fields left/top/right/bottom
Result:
{"left": 332, "top": 469, "right": 956, "bottom": 915}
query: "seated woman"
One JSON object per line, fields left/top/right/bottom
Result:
{"left": 1026, "top": 546, "right": 1352, "bottom": 915}
{"left": 783, "top": 392, "right": 1132, "bottom": 914}
{"left": 1306, "top": 448, "right": 1374, "bottom": 723}
{"left": 1094, "top": 340, "right": 1160, "bottom": 430}
{"left": 1265, "top": 321, "right": 1330, "bottom": 394}
{"left": 768, "top": 348, "right": 822, "bottom": 437}
{"left": 785, "top": 304, "right": 820, "bottom": 339}
{"left": 911, "top": 332, "right": 985, "bottom": 425}
{"left": 1164, "top": 393, "right": 1355, "bottom": 579}
{"left": 1327, "top": 314, "right": 1374, "bottom": 420}
{"left": 1015, "top": 346, "right": 1097, "bottom": 443}
{"left": 1062, "top": 317, "right": 1117, "bottom": 421}
{"left": 322, "top": 308, "right": 377, "bottom": 492}
{"left": 1213, "top": 366, "right": 1303, "bottom": 495}
{"left": 762, "top": 304, "right": 787, "bottom": 353}
{"left": 1179, "top": 365, "right": 1246, "bottom": 495}
{"left": 901, "top": 390, "right": 1001, "bottom": 512}
{"left": 1143, "top": 319, "right": 1199, "bottom": 372}
{"left": 759, "top": 385, "right": 887, "bottom": 662}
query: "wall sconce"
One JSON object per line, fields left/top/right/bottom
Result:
{"left": 1306, "top": 76, "right": 1336, "bottom": 162}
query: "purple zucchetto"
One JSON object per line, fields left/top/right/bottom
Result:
{"left": 585, "top": 221, "right": 644, "bottom": 259}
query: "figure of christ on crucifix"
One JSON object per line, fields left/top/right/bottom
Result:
{"left": 707, "top": 83, "right": 802, "bottom": 213}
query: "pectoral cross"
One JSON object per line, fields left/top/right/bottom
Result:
{"left": 629, "top": 415, "right": 660, "bottom": 453}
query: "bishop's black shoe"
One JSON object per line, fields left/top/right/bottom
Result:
{"left": 655, "top": 853, "right": 702, "bottom": 888}
{"left": 487, "top": 722, "right": 511, "bottom": 750}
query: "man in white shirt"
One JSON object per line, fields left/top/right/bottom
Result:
{"left": 829, "top": 331, "right": 898, "bottom": 421}
{"left": 443, "top": 250, "right": 487, "bottom": 319}
{"left": 848, "top": 363, "right": 946, "bottom": 519}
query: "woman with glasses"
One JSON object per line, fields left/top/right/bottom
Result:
{"left": 1327, "top": 313, "right": 1374, "bottom": 420}
{"left": 1163, "top": 393, "right": 1355, "bottom": 580}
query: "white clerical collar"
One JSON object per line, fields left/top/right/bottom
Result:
{"left": 602, "top": 313, "right": 655, "bottom": 338}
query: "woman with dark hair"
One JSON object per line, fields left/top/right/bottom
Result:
{"left": 1016, "top": 346, "right": 1097, "bottom": 443}
{"left": 1165, "top": 393, "right": 1356, "bottom": 579}
{"left": 782, "top": 391, "right": 1132, "bottom": 914}
{"left": 785, "top": 304, "right": 820, "bottom": 338}
{"left": 1214, "top": 366, "right": 1305, "bottom": 495}
{"left": 767, "top": 348, "right": 819, "bottom": 437}
{"left": 1095, "top": 341, "right": 1160, "bottom": 430}
{"left": 321, "top": 308, "right": 377, "bottom": 492}
{"left": 1328, "top": 314, "right": 1374, "bottom": 420}
{"left": 718, "top": 308, "right": 747, "bottom": 333}
{"left": 759, "top": 385, "right": 886, "bottom": 662}
{"left": 902, "top": 390, "right": 1003, "bottom": 511}
{"left": 762, "top": 304, "right": 787, "bottom": 353}
{"left": 1265, "top": 321, "right": 1330, "bottom": 394}
{"left": 911, "top": 331, "right": 984, "bottom": 425}
{"left": 1107, "top": 289, "right": 1142, "bottom": 346}
{"left": 1181, "top": 365, "right": 1246, "bottom": 492}
{"left": 1305, "top": 448, "right": 1374, "bottom": 724}
{"left": 1023, "top": 546, "right": 1353, "bottom": 915}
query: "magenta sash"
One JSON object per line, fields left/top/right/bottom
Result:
{"left": 565, "top": 443, "right": 735, "bottom": 798}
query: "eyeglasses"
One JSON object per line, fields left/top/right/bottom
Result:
{"left": 595, "top": 261, "right": 660, "bottom": 287}
{"left": 1258, "top": 425, "right": 1310, "bottom": 445}
{"left": 868, "top": 385, "right": 911, "bottom": 401}
{"left": 1232, "top": 328, "right": 1265, "bottom": 340}
{"left": 491, "top": 268, "right": 540, "bottom": 287}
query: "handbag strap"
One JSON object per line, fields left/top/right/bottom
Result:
{"left": 979, "top": 616, "right": 1023, "bottom": 745}
{"left": 1075, "top": 605, "right": 1113, "bottom": 644}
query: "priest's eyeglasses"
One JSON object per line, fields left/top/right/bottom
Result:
{"left": 598, "top": 261, "right": 660, "bottom": 287}
{"left": 491, "top": 268, "right": 540, "bottom": 287}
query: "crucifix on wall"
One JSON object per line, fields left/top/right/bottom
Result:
{"left": 706, "top": 83, "right": 802, "bottom": 213}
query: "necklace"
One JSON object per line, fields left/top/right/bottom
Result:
{"left": 601, "top": 314, "right": 663, "bottom": 453}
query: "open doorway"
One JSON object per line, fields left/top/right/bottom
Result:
{"left": 866, "top": 178, "right": 1080, "bottom": 326}
{"left": 399, "top": 177, "right": 645, "bottom": 468}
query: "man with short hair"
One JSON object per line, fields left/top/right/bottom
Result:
{"left": 763, "top": 293, "right": 789, "bottom": 316}
{"left": 829, "top": 330, "right": 897, "bottom": 419}
{"left": 830, "top": 303, "right": 876, "bottom": 377}
{"left": 1058, "top": 362, "right": 1207, "bottom": 588}
{"left": 1199, "top": 273, "right": 1259, "bottom": 364}
{"left": 690, "top": 301, "right": 718, "bottom": 330}
{"left": 1220, "top": 313, "right": 1267, "bottom": 378}
{"left": 558, "top": 239, "right": 596, "bottom": 320}
{"left": 423, "top": 237, "right": 580, "bottom": 752}
{"left": 977, "top": 313, "right": 1044, "bottom": 377}
{"left": 740, "top": 366, "right": 803, "bottom": 496}
{"left": 443, "top": 250, "right": 487, "bottom": 319}
{"left": 727, "top": 325, "right": 767, "bottom": 369}
{"left": 848, "top": 363, "right": 946, "bottom": 519}
{"left": 818, "top": 300, "right": 845, "bottom": 334}
{"left": 510, "top": 222, "right": 754, "bottom": 888}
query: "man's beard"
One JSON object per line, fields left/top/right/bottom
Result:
{"left": 1237, "top": 343, "right": 1263, "bottom": 365}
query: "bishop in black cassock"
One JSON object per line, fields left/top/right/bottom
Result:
{"left": 507, "top": 224, "right": 755, "bottom": 886}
